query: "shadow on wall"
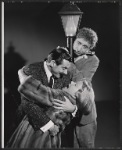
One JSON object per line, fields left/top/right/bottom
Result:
{"left": 4, "top": 41, "right": 27, "bottom": 145}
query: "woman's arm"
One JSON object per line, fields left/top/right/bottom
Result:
{"left": 18, "top": 67, "right": 76, "bottom": 106}
{"left": 18, "top": 67, "right": 76, "bottom": 132}
{"left": 18, "top": 67, "right": 53, "bottom": 106}
{"left": 75, "top": 87, "right": 94, "bottom": 115}
{"left": 18, "top": 76, "right": 53, "bottom": 106}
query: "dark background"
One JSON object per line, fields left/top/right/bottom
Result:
{"left": 4, "top": 1, "right": 120, "bottom": 148}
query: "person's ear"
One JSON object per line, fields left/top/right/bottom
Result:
{"left": 50, "top": 60, "right": 56, "bottom": 67}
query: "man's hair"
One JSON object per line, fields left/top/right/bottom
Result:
{"left": 76, "top": 27, "right": 98, "bottom": 49}
{"left": 46, "top": 46, "right": 72, "bottom": 65}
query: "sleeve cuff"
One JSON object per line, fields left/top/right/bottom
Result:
{"left": 40, "top": 120, "right": 54, "bottom": 132}
{"left": 72, "top": 105, "right": 78, "bottom": 117}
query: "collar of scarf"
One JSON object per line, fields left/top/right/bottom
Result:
{"left": 74, "top": 51, "right": 95, "bottom": 63}
{"left": 85, "top": 51, "right": 95, "bottom": 56}
{"left": 80, "top": 51, "right": 95, "bottom": 59}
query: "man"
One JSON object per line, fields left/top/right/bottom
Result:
{"left": 6, "top": 47, "right": 77, "bottom": 148}
{"left": 53, "top": 27, "right": 100, "bottom": 148}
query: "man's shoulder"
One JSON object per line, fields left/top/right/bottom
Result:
{"left": 23, "top": 61, "right": 44, "bottom": 75}
{"left": 25, "top": 61, "right": 44, "bottom": 69}
{"left": 86, "top": 54, "right": 100, "bottom": 65}
{"left": 90, "top": 54, "right": 99, "bottom": 62}
{"left": 92, "top": 54, "right": 99, "bottom": 62}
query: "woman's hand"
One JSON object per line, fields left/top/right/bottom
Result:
{"left": 49, "top": 124, "right": 59, "bottom": 136}
{"left": 18, "top": 67, "right": 31, "bottom": 84}
{"left": 52, "top": 96, "right": 76, "bottom": 113}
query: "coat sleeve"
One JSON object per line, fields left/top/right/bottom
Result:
{"left": 18, "top": 69, "right": 53, "bottom": 130}
{"left": 20, "top": 98, "right": 51, "bottom": 130}
{"left": 18, "top": 75, "right": 53, "bottom": 106}
{"left": 69, "top": 56, "right": 99, "bottom": 115}
{"left": 73, "top": 56, "right": 100, "bottom": 82}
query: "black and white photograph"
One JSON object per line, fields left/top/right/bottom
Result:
{"left": 1, "top": 0, "right": 121, "bottom": 149}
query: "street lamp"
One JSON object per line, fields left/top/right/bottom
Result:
{"left": 59, "top": 2, "right": 83, "bottom": 61}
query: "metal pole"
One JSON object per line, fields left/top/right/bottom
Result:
{"left": 66, "top": 36, "right": 73, "bottom": 62}
{"left": 69, "top": 37, "right": 73, "bottom": 62}
{"left": 66, "top": 36, "right": 69, "bottom": 48}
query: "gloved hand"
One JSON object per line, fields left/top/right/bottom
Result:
{"left": 49, "top": 124, "right": 59, "bottom": 136}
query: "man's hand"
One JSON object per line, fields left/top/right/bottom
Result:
{"left": 49, "top": 124, "right": 59, "bottom": 136}
{"left": 52, "top": 96, "right": 76, "bottom": 113}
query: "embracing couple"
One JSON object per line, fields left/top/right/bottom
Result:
{"left": 6, "top": 27, "right": 99, "bottom": 148}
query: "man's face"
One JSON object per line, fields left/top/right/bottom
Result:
{"left": 73, "top": 37, "right": 91, "bottom": 56}
{"left": 51, "top": 59, "right": 71, "bottom": 78}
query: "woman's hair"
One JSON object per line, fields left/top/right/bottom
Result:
{"left": 46, "top": 46, "right": 72, "bottom": 65}
{"left": 76, "top": 27, "right": 98, "bottom": 50}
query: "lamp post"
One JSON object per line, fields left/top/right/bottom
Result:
{"left": 58, "top": 2, "right": 83, "bottom": 61}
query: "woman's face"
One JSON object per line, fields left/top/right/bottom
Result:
{"left": 67, "top": 81, "right": 83, "bottom": 97}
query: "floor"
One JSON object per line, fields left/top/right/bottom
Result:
{"left": 61, "top": 100, "right": 120, "bottom": 148}
{"left": 95, "top": 100, "right": 120, "bottom": 148}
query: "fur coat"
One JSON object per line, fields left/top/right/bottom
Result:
{"left": 18, "top": 75, "right": 76, "bottom": 131}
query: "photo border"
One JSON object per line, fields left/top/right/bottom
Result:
{"left": 1, "top": 0, "right": 122, "bottom": 149}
